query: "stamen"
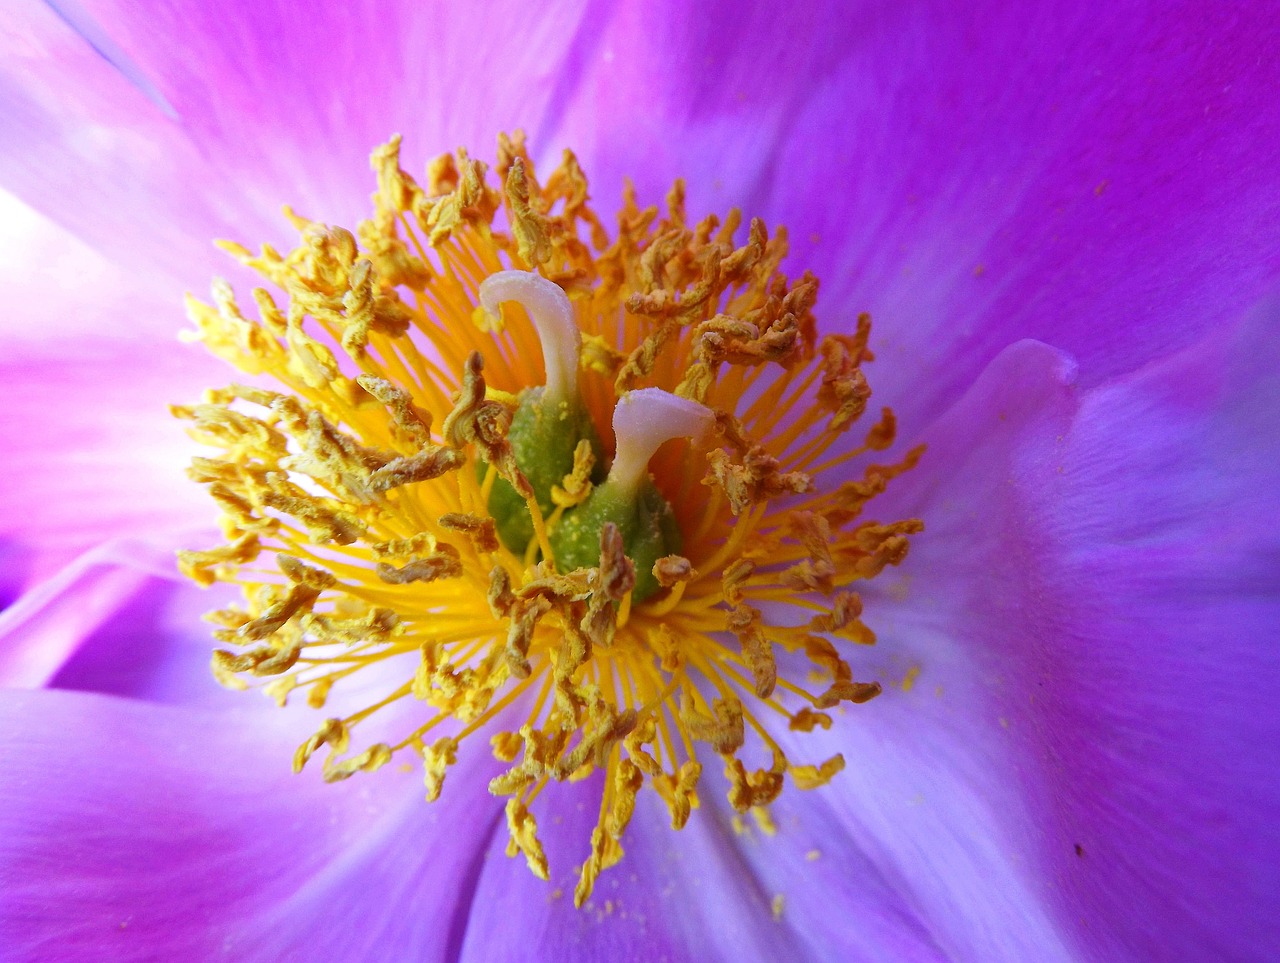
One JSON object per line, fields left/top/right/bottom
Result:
{"left": 479, "top": 270, "right": 580, "bottom": 407}
{"left": 607, "top": 388, "right": 714, "bottom": 497}
{"left": 176, "top": 133, "right": 924, "bottom": 912}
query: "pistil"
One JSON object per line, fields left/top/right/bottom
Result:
{"left": 478, "top": 270, "right": 580, "bottom": 408}
{"left": 550, "top": 389, "right": 713, "bottom": 602}
{"left": 476, "top": 270, "right": 602, "bottom": 554}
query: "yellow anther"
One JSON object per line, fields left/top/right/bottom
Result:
{"left": 177, "top": 532, "right": 261, "bottom": 587}
{"left": 293, "top": 718, "right": 349, "bottom": 773}
{"left": 506, "top": 799, "right": 550, "bottom": 880}
{"left": 791, "top": 753, "right": 846, "bottom": 790}
{"left": 423, "top": 737, "right": 459, "bottom": 801}
{"left": 323, "top": 743, "right": 392, "bottom": 783}
{"left": 788, "top": 708, "right": 833, "bottom": 732}
{"left": 551, "top": 439, "right": 596, "bottom": 509}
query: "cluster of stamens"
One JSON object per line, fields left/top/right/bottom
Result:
{"left": 175, "top": 132, "right": 923, "bottom": 906}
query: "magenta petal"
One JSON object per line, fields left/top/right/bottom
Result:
{"left": 0, "top": 688, "right": 508, "bottom": 962}
{"left": 557, "top": 2, "right": 1280, "bottom": 427}
{"left": 0, "top": 339, "right": 223, "bottom": 588}
{"left": 0, "top": 0, "right": 600, "bottom": 291}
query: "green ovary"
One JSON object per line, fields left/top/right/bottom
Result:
{"left": 485, "top": 386, "right": 602, "bottom": 554}
{"left": 487, "top": 387, "right": 684, "bottom": 604}
{"left": 549, "top": 476, "right": 682, "bottom": 603}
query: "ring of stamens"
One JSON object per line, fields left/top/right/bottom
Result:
{"left": 175, "top": 132, "right": 923, "bottom": 907}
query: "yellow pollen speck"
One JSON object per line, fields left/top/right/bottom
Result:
{"left": 901, "top": 664, "right": 921, "bottom": 692}
{"left": 772, "top": 893, "right": 786, "bottom": 921}
{"left": 175, "top": 132, "right": 923, "bottom": 911}
{"left": 806, "top": 849, "right": 821, "bottom": 861}
{"left": 750, "top": 806, "right": 777, "bottom": 836}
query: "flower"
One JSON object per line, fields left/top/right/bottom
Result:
{"left": 2, "top": 2, "right": 1279, "bottom": 961}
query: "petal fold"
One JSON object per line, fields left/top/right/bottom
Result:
{"left": 825, "top": 306, "right": 1280, "bottom": 960}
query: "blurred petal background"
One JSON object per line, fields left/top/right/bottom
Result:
{"left": 1, "top": 1, "right": 1277, "bottom": 960}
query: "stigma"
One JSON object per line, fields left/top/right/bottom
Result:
{"left": 175, "top": 133, "right": 923, "bottom": 908}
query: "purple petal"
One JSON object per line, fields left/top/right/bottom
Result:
{"left": 36, "top": 552, "right": 425, "bottom": 724}
{"left": 36, "top": 555, "right": 238, "bottom": 706}
{"left": 0, "top": 190, "right": 166, "bottom": 343}
{"left": 747, "top": 340, "right": 1086, "bottom": 960}
{"left": 0, "top": 688, "right": 509, "bottom": 962}
{"left": 819, "top": 306, "right": 1280, "bottom": 959}
{"left": 11, "top": 554, "right": 949, "bottom": 960}
{"left": 6, "top": 1, "right": 1278, "bottom": 435}
{"left": 0, "top": 191, "right": 227, "bottom": 585}
{"left": 555, "top": 1, "right": 1280, "bottom": 427}
{"left": 458, "top": 769, "right": 947, "bottom": 962}
{"left": 994, "top": 300, "right": 1280, "bottom": 960}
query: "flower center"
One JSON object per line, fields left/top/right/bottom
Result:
{"left": 175, "top": 133, "right": 923, "bottom": 907}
